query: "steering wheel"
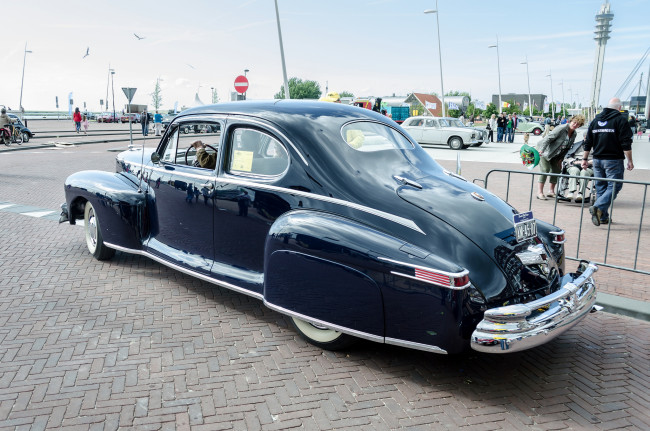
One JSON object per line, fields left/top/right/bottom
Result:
{"left": 185, "top": 143, "right": 218, "bottom": 167}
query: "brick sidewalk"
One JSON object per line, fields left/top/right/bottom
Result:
{"left": 1, "top": 213, "right": 649, "bottom": 430}
{"left": 1, "top": 139, "right": 649, "bottom": 430}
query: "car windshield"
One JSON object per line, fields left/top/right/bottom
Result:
{"left": 342, "top": 121, "right": 414, "bottom": 152}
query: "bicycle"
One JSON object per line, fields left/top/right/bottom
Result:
{"left": 1, "top": 124, "right": 23, "bottom": 146}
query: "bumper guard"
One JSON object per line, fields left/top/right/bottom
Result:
{"left": 471, "top": 261, "right": 598, "bottom": 353}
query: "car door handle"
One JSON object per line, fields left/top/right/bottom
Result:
{"left": 201, "top": 182, "right": 214, "bottom": 190}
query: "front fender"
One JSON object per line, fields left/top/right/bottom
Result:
{"left": 64, "top": 170, "right": 148, "bottom": 250}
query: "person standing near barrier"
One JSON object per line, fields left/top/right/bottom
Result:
{"left": 535, "top": 114, "right": 586, "bottom": 200}
{"left": 141, "top": 109, "right": 150, "bottom": 136}
{"left": 496, "top": 112, "right": 506, "bottom": 142}
{"left": 582, "top": 97, "right": 634, "bottom": 226}
{"left": 487, "top": 113, "right": 497, "bottom": 142}
{"left": 153, "top": 111, "right": 163, "bottom": 136}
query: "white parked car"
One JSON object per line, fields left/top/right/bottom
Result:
{"left": 401, "top": 116, "right": 484, "bottom": 150}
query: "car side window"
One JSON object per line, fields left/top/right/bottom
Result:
{"left": 160, "top": 129, "right": 179, "bottom": 163}
{"left": 227, "top": 129, "right": 289, "bottom": 177}
{"left": 408, "top": 118, "right": 423, "bottom": 127}
{"left": 178, "top": 122, "right": 221, "bottom": 168}
{"left": 425, "top": 119, "right": 435, "bottom": 128}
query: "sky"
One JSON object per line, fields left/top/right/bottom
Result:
{"left": 2, "top": 0, "right": 649, "bottom": 113}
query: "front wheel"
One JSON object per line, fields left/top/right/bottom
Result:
{"left": 84, "top": 202, "right": 115, "bottom": 260}
{"left": 21, "top": 132, "right": 29, "bottom": 143}
{"left": 290, "top": 316, "right": 355, "bottom": 350}
{"left": 533, "top": 128, "right": 542, "bottom": 136}
{"left": 448, "top": 137, "right": 464, "bottom": 150}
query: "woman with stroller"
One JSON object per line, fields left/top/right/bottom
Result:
{"left": 535, "top": 114, "right": 586, "bottom": 200}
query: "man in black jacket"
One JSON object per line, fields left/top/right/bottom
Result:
{"left": 141, "top": 109, "right": 150, "bottom": 136}
{"left": 582, "top": 97, "right": 634, "bottom": 226}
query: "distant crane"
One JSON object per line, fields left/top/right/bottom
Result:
{"left": 134, "top": 33, "right": 145, "bottom": 40}
{"left": 83, "top": 47, "right": 89, "bottom": 59}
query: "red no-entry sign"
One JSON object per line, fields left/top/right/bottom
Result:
{"left": 234, "top": 75, "right": 249, "bottom": 94}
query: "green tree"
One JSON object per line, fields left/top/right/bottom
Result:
{"left": 483, "top": 103, "right": 498, "bottom": 118}
{"left": 274, "top": 77, "right": 322, "bottom": 99}
{"left": 339, "top": 91, "right": 354, "bottom": 98}
{"left": 152, "top": 79, "right": 163, "bottom": 111}
{"left": 211, "top": 88, "right": 219, "bottom": 104}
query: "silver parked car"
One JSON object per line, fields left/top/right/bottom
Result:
{"left": 402, "top": 116, "right": 483, "bottom": 150}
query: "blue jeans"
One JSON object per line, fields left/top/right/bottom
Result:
{"left": 497, "top": 127, "right": 504, "bottom": 142}
{"left": 506, "top": 128, "right": 514, "bottom": 142}
{"left": 592, "top": 158, "right": 625, "bottom": 219}
{"left": 142, "top": 123, "right": 148, "bottom": 136}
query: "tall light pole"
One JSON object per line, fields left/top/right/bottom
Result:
{"left": 546, "top": 71, "right": 555, "bottom": 118}
{"left": 488, "top": 36, "right": 502, "bottom": 114}
{"left": 590, "top": 0, "right": 613, "bottom": 112}
{"left": 424, "top": 3, "right": 446, "bottom": 117}
{"left": 274, "top": 0, "right": 290, "bottom": 99}
{"left": 521, "top": 56, "right": 532, "bottom": 117}
{"left": 110, "top": 69, "right": 116, "bottom": 121}
{"left": 106, "top": 65, "right": 111, "bottom": 114}
{"left": 19, "top": 43, "right": 32, "bottom": 119}
{"left": 244, "top": 69, "right": 250, "bottom": 99}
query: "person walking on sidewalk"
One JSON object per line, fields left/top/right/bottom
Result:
{"left": 542, "top": 115, "right": 551, "bottom": 137}
{"left": 73, "top": 108, "right": 82, "bottom": 133}
{"left": 81, "top": 114, "right": 89, "bottom": 135}
{"left": 582, "top": 97, "right": 634, "bottom": 226}
{"left": 141, "top": 109, "right": 150, "bottom": 136}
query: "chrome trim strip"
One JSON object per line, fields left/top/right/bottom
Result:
{"left": 103, "top": 242, "right": 264, "bottom": 301}
{"left": 263, "top": 301, "right": 384, "bottom": 343}
{"left": 102, "top": 242, "right": 450, "bottom": 354}
{"left": 148, "top": 166, "right": 214, "bottom": 182}
{"left": 390, "top": 271, "right": 470, "bottom": 290}
{"left": 471, "top": 261, "right": 598, "bottom": 354}
{"left": 129, "top": 166, "right": 424, "bottom": 234}
{"left": 385, "top": 337, "right": 447, "bottom": 354}
{"left": 215, "top": 178, "right": 425, "bottom": 234}
{"left": 378, "top": 256, "right": 469, "bottom": 277}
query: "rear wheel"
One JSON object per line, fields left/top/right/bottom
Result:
{"left": 290, "top": 316, "right": 355, "bottom": 350}
{"left": 84, "top": 202, "right": 115, "bottom": 260}
{"left": 21, "top": 132, "right": 29, "bottom": 143}
{"left": 448, "top": 137, "right": 464, "bottom": 150}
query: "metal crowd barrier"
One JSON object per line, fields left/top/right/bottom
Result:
{"left": 480, "top": 169, "right": 649, "bottom": 275}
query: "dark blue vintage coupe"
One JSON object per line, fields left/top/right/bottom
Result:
{"left": 60, "top": 101, "right": 598, "bottom": 354}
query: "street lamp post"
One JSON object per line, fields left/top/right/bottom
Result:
{"left": 488, "top": 36, "right": 502, "bottom": 114}
{"left": 110, "top": 69, "right": 116, "bottom": 121}
{"left": 424, "top": 2, "right": 446, "bottom": 117}
{"left": 274, "top": 0, "right": 290, "bottom": 99}
{"left": 244, "top": 69, "right": 250, "bottom": 99}
{"left": 19, "top": 43, "right": 32, "bottom": 120}
{"left": 521, "top": 56, "right": 533, "bottom": 117}
{"left": 546, "top": 71, "right": 555, "bottom": 119}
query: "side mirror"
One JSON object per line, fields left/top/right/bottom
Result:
{"left": 151, "top": 152, "right": 160, "bottom": 163}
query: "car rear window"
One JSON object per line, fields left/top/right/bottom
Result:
{"left": 341, "top": 121, "right": 414, "bottom": 152}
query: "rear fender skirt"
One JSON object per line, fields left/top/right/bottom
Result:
{"left": 64, "top": 170, "right": 148, "bottom": 250}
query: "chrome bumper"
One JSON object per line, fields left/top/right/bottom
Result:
{"left": 471, "top": 261, "right": 598, "bottom": 353}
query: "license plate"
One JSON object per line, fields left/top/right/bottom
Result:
{"left": 514, "top": 211, "right": 537, "bottom": 242}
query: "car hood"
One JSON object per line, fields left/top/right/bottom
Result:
{"left": 397, "top": 174, "right": 561, "bottom": 304}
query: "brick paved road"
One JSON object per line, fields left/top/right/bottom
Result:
{"left": 1, "top": 141, "right": 649, "bottom": 430}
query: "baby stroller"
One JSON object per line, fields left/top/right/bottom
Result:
{"left": 556, "top": 139, "right": 596, "bottom": 204}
